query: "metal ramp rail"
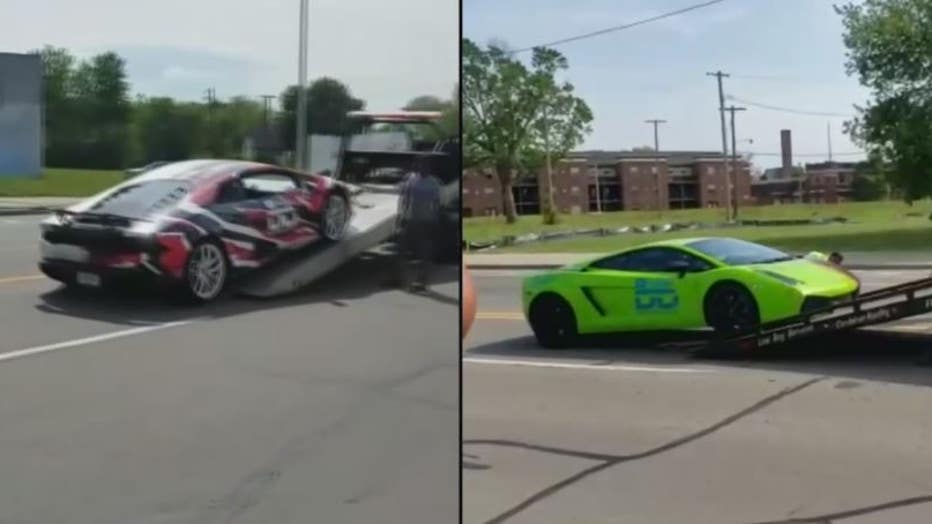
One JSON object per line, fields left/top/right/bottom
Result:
{"left": 696, "top": 276, "right": 932, "bottom": 354}
{"left": 237, "top": 188, "right": 399, "bottom": 298}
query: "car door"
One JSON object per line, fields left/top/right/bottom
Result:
{"left": 210, "top": 172, "right": 316, "bottom": 249}
{"left": 581, "top": 247, "right": 712, "bottom": 331}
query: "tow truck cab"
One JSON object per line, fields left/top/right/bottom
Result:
{"left": 336, "top": 110, "right": 460, "bottom": 262}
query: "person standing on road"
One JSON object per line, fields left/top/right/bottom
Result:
{"left": 396, "top": 153, "right": 442, "bottom": 292}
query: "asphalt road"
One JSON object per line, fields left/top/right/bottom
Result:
{"left": 464, "top": 269, "right": 932, "bottom": 524}
{"left": 0, "top": 216, "right": 460, "bottom": 524}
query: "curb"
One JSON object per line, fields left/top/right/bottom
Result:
{"left": 466, "top": 262, "right": 932, "bottom": 271}
{"left": 0, "top": 206, "right": 55, "bottom": 217}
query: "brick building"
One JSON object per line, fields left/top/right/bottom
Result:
{"left": 462, "top": 150, "right": 752, "bottom": 217}
{"left": 751, "top": 161, "right": 860, "bottom": 205}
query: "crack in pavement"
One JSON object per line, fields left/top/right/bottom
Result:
{"left": 744, "top": 495, "right": 932, "bottom": 524}
{"left": 464, "top": 376, "right": 825, "bottom": 524}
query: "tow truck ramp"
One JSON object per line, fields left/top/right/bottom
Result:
{"left": 693, "top": 276, "right": 932, "bottom": 355}
{"left": 238, "top": 188, "right": 398, "bottom": 298}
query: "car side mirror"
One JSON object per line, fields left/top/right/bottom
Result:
{"left": 666, "top": 260, "right": 692, "bottom": 278}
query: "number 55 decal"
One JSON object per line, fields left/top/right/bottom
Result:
{"left": 634, "top": 279, "right": 679, "bottom": 312}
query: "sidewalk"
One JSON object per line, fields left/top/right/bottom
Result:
{"left": 465, "top": 251, "right": 932, "bottom": 271}
{"left": 0, "top": 197, "right": 81, "bottom": 216}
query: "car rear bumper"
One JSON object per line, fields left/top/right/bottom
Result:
{"left": 39, "top": 258, "right": 177, "bottom": 292}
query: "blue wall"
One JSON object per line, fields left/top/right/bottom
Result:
{"left": 0, "top": 52, "right": 42, "bottom": 178}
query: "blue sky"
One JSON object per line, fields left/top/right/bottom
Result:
{"left": 3, "top": 0, "right": 458, "bottom": 112}
{"left": 464, "top": 0, "right": 869, "bottom": 169}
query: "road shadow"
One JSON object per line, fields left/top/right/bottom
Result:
{"left": 34, "top": 251, "right": 459, "bottom": 327}
{"left": 465, "top": 330, "right": 932, "bottom": 388}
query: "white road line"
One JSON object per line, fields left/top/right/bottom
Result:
{"left": 0, "top": 319, "right": 199, "bottom": 364}
{"left": 463, "top": 357, "right": 707, "bottom": 374}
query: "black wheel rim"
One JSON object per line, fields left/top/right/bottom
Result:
{"left": 538, "top": 300, "right": 571, "bottom": 341}
{"left": 712, "top": 289, "right": 755, "bottom": 330}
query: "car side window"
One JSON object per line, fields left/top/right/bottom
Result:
{"left": 590, "top": 248, "right": 712, "bottom": 273}
{"left": 241, "top": 173, "right": 299, "bottom": 195}
{"left": 215, "top": 179, "right": 250, "bottom": 204}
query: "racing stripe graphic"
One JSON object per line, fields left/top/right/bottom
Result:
{"left": 174, "top": 201, "right": 318, "bottom": 249}
{"left": 222, "top": 238, "right": 262, "bottom": 268}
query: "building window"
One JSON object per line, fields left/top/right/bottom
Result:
{"left": 707, "top": 167, "right": 715, "bottom": 175}
{"left": 589, "top": 182, "right": 622, "bottom": 212}
{"left": 484, "top": 187, "right": 494, "bottom": 194}
{"left": 651, "top": 166, "right": 658, "bottom": 174}
{"left": 571, "top": 186, "right": 580, "bottom": 193}
{"left": 630, "top": 166, "right": 639, "bottom": 173}
{"left": 708, "top": 184, "right": 716, "bottom": 190}
{"left": 570, "top": 167, "right": 579, "bottom": 174}
{"left": 512, "top": 185, "right": 540, "bottom": 215}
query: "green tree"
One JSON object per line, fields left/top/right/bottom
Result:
{"left": 278, "top": 77, "right": 365, "bottom": 151}
{"left": 131, "top": 97, "right": 206, "bottom": 163}
{"left": 851, "top": 174, "right": 885, "bottom": 201}
{"left": 37, "top": 46, "right": 79, "bottom": 167}
{"left": 442, "top": 82, "right": 460, "bottom": 138}
{"left": 837, "top": 0, "right": 932, "bottom": 203}
{"left": 403, "top": 91, "right": 459, "bottom": 140}
{"left": 37, "top": 48, "right": 131, "bottom": 168}
{"left": 215, "top": 96, "right": 265, "bottom": 158}
{"left": 462, "top": 39, "right": 593, "bottom": 223}
{"left": 84, "top": 52, "right": 132, "bottom": 168}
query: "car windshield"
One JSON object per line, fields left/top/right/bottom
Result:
{"left": 686, "top": 238, "right": 794, "bottom": 266}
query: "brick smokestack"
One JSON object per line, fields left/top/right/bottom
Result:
{"left": 780, "top": 129, "right": 792, "bottom": 179}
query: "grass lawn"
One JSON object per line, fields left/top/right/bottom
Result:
{"left": 0, "top": 168, "right": 126, "bottom": 197}
{"left": 464, "top": 200, "right": 932, "bottom": 253}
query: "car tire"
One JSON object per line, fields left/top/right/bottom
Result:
{"left": 703, "top": 282, "right": 760, "bottom": 335}
{"left": 320, "top": 192, "right": 350, "bottom": 242}
{"left": 181, "top": 238, "right": 229, "bottom": 304}
{"left": 529, "top": 293, "right": 578, "bottom": 349}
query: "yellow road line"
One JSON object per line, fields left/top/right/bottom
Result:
{"left": 0, "top": 274, "right": 46, "bottom": 285}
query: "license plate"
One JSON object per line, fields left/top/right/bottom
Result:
{"left": 40, "top": 242, "right": 90, "bottom": 263}
{"left": 76, "top": 272, "right": 101, "bottom": 287}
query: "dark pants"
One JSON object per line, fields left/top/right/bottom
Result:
{"left": 397, "top": 220, "right": 436, "bottom": 288}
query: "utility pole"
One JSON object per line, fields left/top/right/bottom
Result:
{"left": 295, "top": 0, "right": 309, "bottom": 170}
{"left": 707, "top": 70, "right": 731, "bottom": 220}
{"left": 261, "top": 95, "right": 275, "bottom": 125}
{"left": 645, "top": 118, "right": 667, "bottom": 216}
{"left": 827, "top": 122, "right": 833, "bottom": 162}
{"left": 724, "top": 105, "right": 746, "bottom": 220}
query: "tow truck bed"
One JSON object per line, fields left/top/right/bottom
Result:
{"left": 692, "top": 276, "right": 932, "bottom": 355}
{"left": 237, "top": 189, "right": 399, "bottom": 298}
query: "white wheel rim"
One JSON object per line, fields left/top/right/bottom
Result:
{"left": 324, "top": 196, "right": 347, "bottom": 239}
{"left": 188, "top": 243, "right": 226, "bottom": 299}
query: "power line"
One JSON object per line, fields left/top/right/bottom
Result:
{"left": 510, "top": 0, "right": 730, "bottom": 54}
{"left": 726, "top": 95, "right": 855, "bottom": 118}
{"left": 729, "top": 73, "right": 852, "bottom": 85}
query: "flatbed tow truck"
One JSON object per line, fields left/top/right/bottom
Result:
{"left": 684, "top": 275, "right": 932, "bottom": 357}
{"left": 239, "top": 110, "right": 458, "bottom": 298}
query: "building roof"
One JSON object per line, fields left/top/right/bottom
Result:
{"left": 804, "top": 161, "right": 860, "bottom": 171}
{"left": 565, "top": 149, "right": 730, "bottom": 165}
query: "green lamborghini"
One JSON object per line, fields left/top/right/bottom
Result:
{"left": 521, "top": 237, "right": 860, "bottom": 348}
